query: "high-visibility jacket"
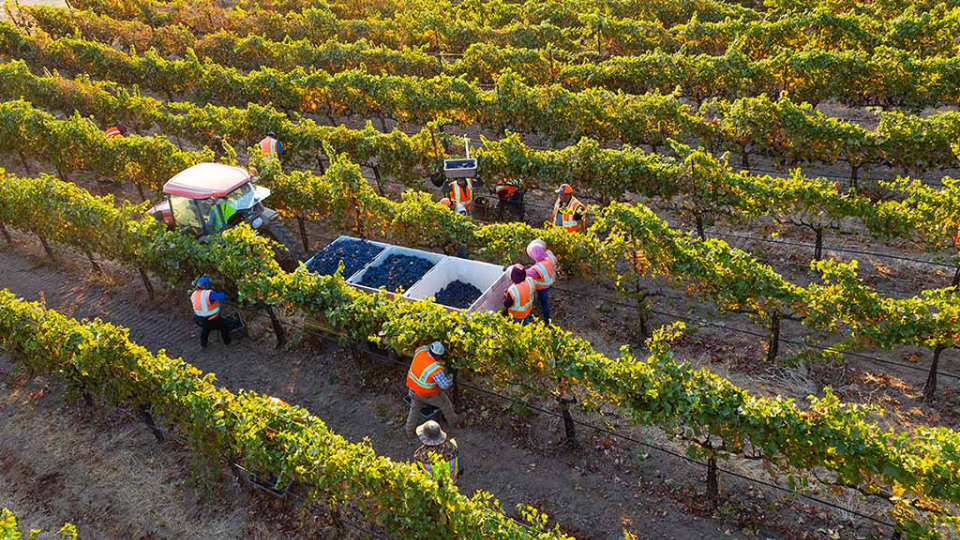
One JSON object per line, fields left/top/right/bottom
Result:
{"left": 530, "top": 250, "right": 557, "bottom": 291}
{"left": 191, "top": 289, "right": 220, "bottom": 319}
{"left": 418, "top": 439, "right": 460, "bottom": 485}
{"left": 449, "top": 179, "right": 473, "bottom": 210}
{"left": 208, "top": 203, "right": 236, "bottom": 232}
{"left": 552, "top": 197, "right": 585, "bottom": 233}
{"left": 407, "top": 346, "right": 444, "bottom": 397}
{"left": 104, "top": 126, "right": 122, "bottom": 138}
{"left": 259, "top": 136, "right": 280, "bottom": 161}
{"left": 507, "top": 277, "right": 535, "bottom": 320}
{"left": 495, "top": 177, "right": 521, "bottom": 199}
{"left": 268, "top": 397, "right": 290, "bottom": 409}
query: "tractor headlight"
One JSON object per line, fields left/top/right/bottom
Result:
{"left": 251, "top": 217, "right": 264, "bottom": 229}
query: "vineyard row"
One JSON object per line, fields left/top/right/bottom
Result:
{"left": 1, "top": 99, "right": 958, "bottom": 404}
{"left": 13, "top": 14, "right": 960, "bottom": 112}
{"left": 57, "top": 0, "right": 960, "bottom": 59}
{"left": 2, "top": 58, "right": 956, "bottom": 275}
{"left": 0, "top": 168, "right": 957, "bottom": 535}
{"left": 9, "top": 20, "right": 960, "bottom": 187}
{"left": 0, "top": 286, "right": 566, "bottom": 539}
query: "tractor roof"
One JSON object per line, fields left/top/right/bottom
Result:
{"left": 163, "top": 163, "right": 251, "bottom": 199}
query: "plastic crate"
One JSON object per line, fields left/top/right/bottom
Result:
{"left": 443, "top": 158, "right": 477, "bottom": 179}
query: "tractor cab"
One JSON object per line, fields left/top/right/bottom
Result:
{"left": 149, "top": 163, "right": 305, "bottom": 269}
{"left": 149, "top": 163, "right": 271, "bottom": 236}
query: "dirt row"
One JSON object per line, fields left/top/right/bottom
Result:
{"left": 0, "top": 228, "right": 876, "bottom": 538}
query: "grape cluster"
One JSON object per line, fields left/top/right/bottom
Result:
{"left": 305, "top": 239, "right": 384, "bottom": 278}
{"left": 359, "top": 254, "right": 435, "bottom": 292}
{"left": 434, "top": 280, "right": 482, "bottom": 309}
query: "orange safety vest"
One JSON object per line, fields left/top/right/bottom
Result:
{"left": 552, "top": 197, "right": 584, "bottom": 233}
{"left": 418, "top": 439, "right": 460, "bottom": 485}
{"left": 407, "top": 346, "right": 444, "bottom": 397}
{"left": 259, "top": 137, "right": 280, "bottom": 161}
{"left": 530, "top": 251, "right": 557, "bottom": 291}
{"left": 268, "top": 397, "right": 290, "bottom": 409}
{"left": 191, "top": 289, "right": 220, "bottom": 319}
{"left": 104, "top": 126, "right": 122, "bottom": 138}
{"left": 507, "top": 277, "right": 535, "bottom": 320}
{"left": 495, "top": 178, "right": 520, "bottom": 199}
{"left": 449, "top": 179, "right": 473, "bottom": 210}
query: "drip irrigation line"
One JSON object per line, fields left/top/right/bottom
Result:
{"left": 651, "top": 307, "right": 960, "bottom": 381}
{"left": 546, "top": 285, "right": 960, "bottom": 381}
{"left": 741, "top": 165, "right": 948, "bottom": 189}
{"left": 459, "top": 383, "right": 896, "bottom": 529}
{"left": 711, "top": 230, "right": 956, "bottom": 269}
{"left": 261, "top": 316, "right": 896, "bottom": 529}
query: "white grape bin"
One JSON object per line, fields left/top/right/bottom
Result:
{"left": 403, "top": 256, "right": 510, "bottom": 313}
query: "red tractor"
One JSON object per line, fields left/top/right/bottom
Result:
{"left": 148, "top": 163, "right": 305, "bottom": 270}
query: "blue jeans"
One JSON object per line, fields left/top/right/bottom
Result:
{"left": 537, "top": 288, "right": 551, "bottom": 323}
{"left": 514, "top": 315, "right": 531, "bottom": 326}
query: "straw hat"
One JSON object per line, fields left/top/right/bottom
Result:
{"left": 416, "top": 420, "right": 448, "bottom": 446}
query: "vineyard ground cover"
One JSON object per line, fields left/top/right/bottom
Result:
{"left": 0, "top": 231, "right": 834, "bottom": 540}
{"left": 0, "top": 218, "right": 928, "bottom": 536}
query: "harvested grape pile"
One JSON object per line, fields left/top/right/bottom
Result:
{"left": 305, "top": 239, "right": 384, "bottom": 278}
{"left": 359, "top": 254, "right": 435, "bottom": 292}
{"left": 434, "top": 280, "right": 482, "bottom": 309}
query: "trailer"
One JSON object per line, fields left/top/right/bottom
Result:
{"left": 301, "top": 236, "right": 510, "bottom": 334}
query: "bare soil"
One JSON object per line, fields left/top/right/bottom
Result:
{"left": 0, "top": 370, "right": 318, "bottom": 540}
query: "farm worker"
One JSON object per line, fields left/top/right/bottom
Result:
{"left": 191, "top": 276, "right": 232, "bottom": 349}
{"left": 503, "top": 264, "right": 535, "bottom": 325}
{"left": 551, "top": 184, "right": 586, "bottom": 233}
{"left": 525, "top": 239, "right": 556, "bottom": 324}
{"left": 259, "top": 131, "right": 283, "bottom": 163}
{"left": 495, "top": 176, "right": 522, "bottom": 201}
{"left": 413, "top": 420, "right": 461, "bottom": 486}
{"left": 405, "top": 341, "right": 461, "bottom": 438}
{"left": 207, "top": 200, "right": 237, "bottom": 233}
{"left": 104, "top": 125, "right": 127, "bottom": 138}
{"left": 495, "top": 176, "right": 524, "bottom": 220}
{"left": 441, "top": 177, "right": 482, "bottom": 213}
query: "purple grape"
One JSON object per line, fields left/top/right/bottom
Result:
{"left": 359, "top": 254, "right": 435, "bottom": 292}
{"left": 307, "top": 239, "right": 384, "bottom": 278}
{"left": 434, "top": 280, "right": 482, "bottom": 309}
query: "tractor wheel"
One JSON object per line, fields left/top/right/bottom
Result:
{"left": 262, "top": 219, "right": 306, "bottom": 272}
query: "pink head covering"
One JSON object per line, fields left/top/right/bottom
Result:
{"left": 510, "top": 264, "right": 527, "bottom": 283}
{"left": 526, "top": 239, "right": 547, "bottom": 262}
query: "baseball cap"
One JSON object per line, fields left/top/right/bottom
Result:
{"left": 556, "top": 184, "right": 573, "bottom": 194}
